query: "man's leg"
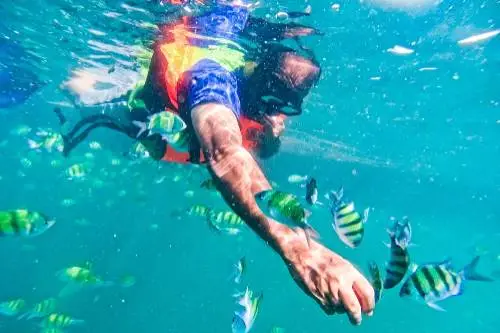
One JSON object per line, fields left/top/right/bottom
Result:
{"left": 62, "top": 121, "right": 124, "bottom": 157}
{"left": 54, "top": 108, "right": 131, "bottom": 157}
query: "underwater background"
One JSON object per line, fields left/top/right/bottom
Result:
{"left": 0, "top": 0, "right": 499, "bottom": 332}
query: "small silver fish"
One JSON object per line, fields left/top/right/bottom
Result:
{"left": 287, "top": 174, "right": 308, "bottom": 184}
{"left": 231, "top": 257, "right": 246, "bottom": 284}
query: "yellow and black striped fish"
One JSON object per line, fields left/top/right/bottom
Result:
{"left": 384, "top": 235, "right": 410, "bottom": 289}
{"left": 18, "top": 297, "right": 57, "bottom": 319}
{"left": 328, "top": 187, "right": 369, "bottom": 248}
{"left": 56, "top": 264, "right": 113, "bottom": 297}
{"left": 207, "top": 210, "right": 245, "bottom": 235}
{"left": 41, "top": 313, "right": 84, "bottom": 328}
{"left": 164, "top": 130, "right": 190, "bottom": 152}
{"left": 0, "top": 299, "right": 26, "bottom": 316}
{"left": 399, "top": 256, "right": 493, "bottom": 311}
{"left": 368, "top": 261, "right": 383, "bottom": 303}
{"left": 0, "top": 210, "right": 55, "bottom": 237}
{"left": 65, "top": 163, "right": 91, "bottom": 180}
{"left": 187, "top": 204, "right": 211, "bottom": 218}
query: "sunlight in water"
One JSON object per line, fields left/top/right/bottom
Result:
{"left": 363, "top": 0, "right": 442, "bottom": 12}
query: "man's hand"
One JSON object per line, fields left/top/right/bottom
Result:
{"left": 272, "top": 224, "right": 375, "bottom": 325}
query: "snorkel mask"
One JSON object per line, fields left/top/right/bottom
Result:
{"left": 247, "top": 50, "right": 320, "bottom": 120}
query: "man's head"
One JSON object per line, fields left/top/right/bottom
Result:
{"left": 243, "top": 48, "right": 321, "bottom": 120}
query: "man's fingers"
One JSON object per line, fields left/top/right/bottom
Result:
{"left": 353, "top": 277, "right": 375, "bottom": 315}
{"left": 327, "top": 280, "right": 340, "bottom": 307}
{"left": 305, "top": 272, "right": 336, "bottom": 316}
{"left": 310, "top": 282, "right": 335, "bottom": 315}
{"left": 339, "top": 287, "right": 362, "bottom": 326}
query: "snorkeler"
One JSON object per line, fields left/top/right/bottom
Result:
{"left": 58, "top": 0, "right": 375, "bottom": 324}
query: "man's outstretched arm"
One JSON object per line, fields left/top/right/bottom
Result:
{"left": 191, "top": 103, "right": 375, "bottom": 325}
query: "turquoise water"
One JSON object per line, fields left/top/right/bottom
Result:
{"left": 1, "top": 0, "right": 499, "bottom": 332}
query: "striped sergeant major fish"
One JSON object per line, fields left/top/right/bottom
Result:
{"left": 256, "top": 190, "right": 318, "bottom": 247}
{"left": 56, "top": 264, "right": 113, "bottom": 297}
{"left": 0, "top": 209, "right": 55, "bottom": 237}
{"left": 187, "top": 204, "right": 211, "bottom": 218}
{"left": 368, "top": 261, "right": 383, "bottom": 303}
{"left": 65, "top": 163, "right": 91, "bottom": 180}
{"left": 207, "top": 210, "right": 246, "bottom": 236}
{"left": 399, "top": 256, "right": 493, "bottom": 311}
{"left": 133, "top": 110, "right": 187, "bottom": 139}
{"left": 18, "top": 298, "right": 57, "bottom": 320}
{"left": 0, "top": 299, "right": 26, "bottom": 316}
{"left": 327, "top": 187, "right": 369, "bottom": 248}
{"left": 383, "top": 234, "right": 410, "bottom": 289}
{"left": 164, "top": 129, "right": 191, "bottom": 152}
{"left": 40, "top": 313, "right": 84, "bottom": 329}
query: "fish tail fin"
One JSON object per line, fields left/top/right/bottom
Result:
{"left": 461, "top": 256, "right": 493, "bottom": 282}
{"left": 327, "top": 186, "right": 344, "bottom": 204}
{"left": 132, "top": 121, "right": 147, "bottom": 138}
{"left": 101, "top": 280, "right": 115, "bottom": 288}
{"left": 72, "top": 318, "right": 85, "bottom": 325}
{"left": 363, "top": 207, "right": 370, "bottom": 223}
